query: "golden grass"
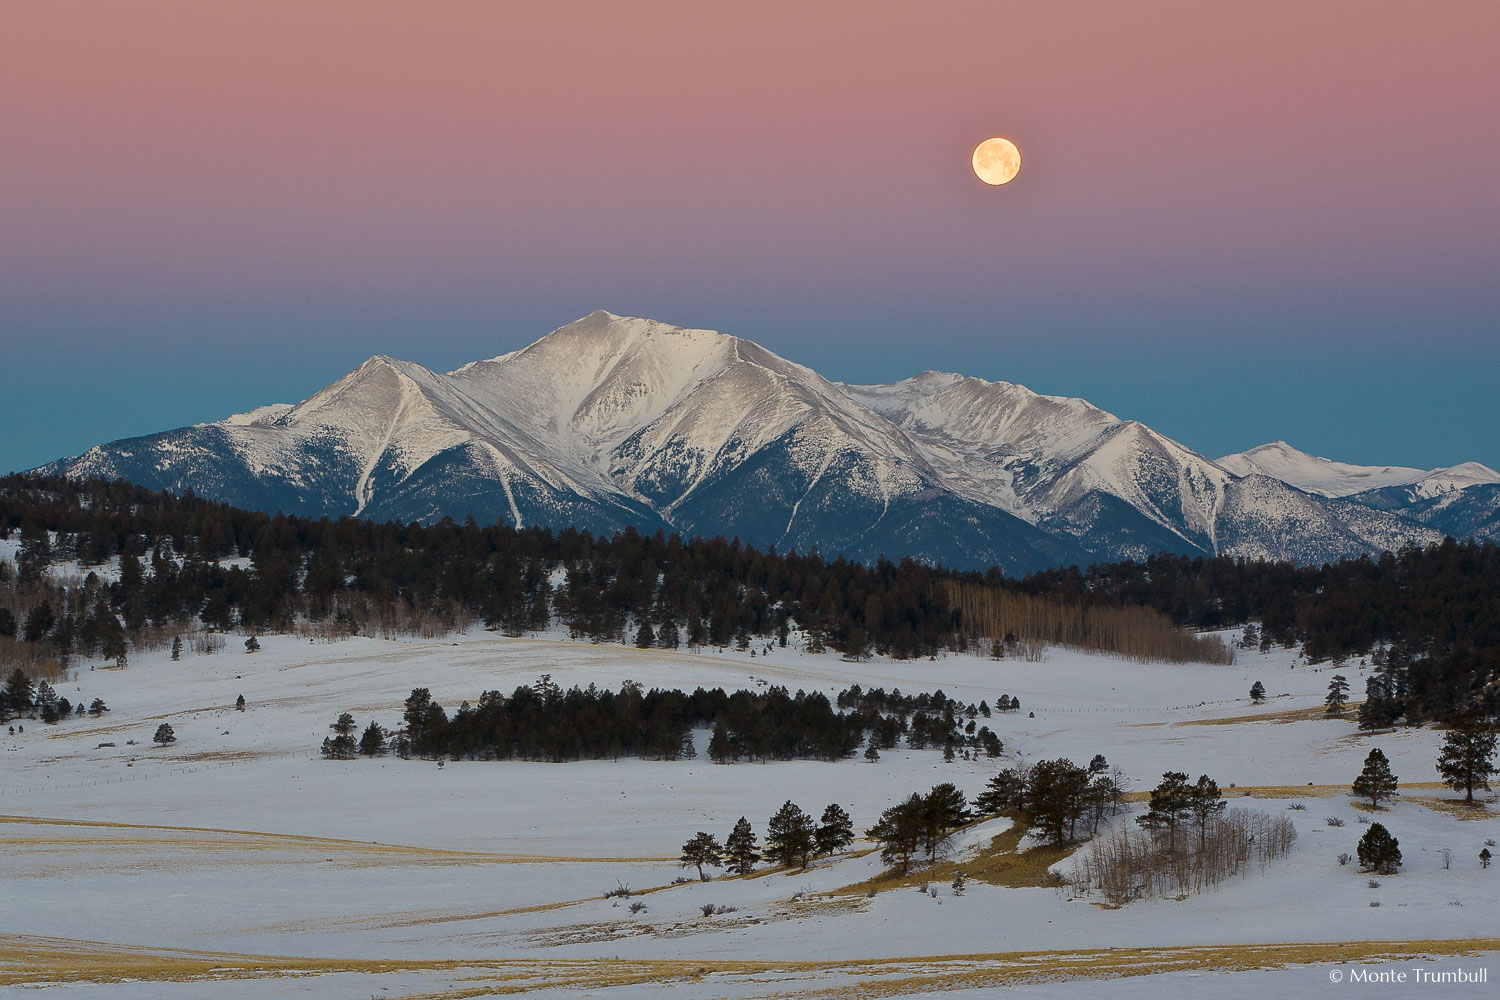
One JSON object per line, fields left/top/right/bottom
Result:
{"left": 1178, "top": 702, "right": 1365, "bottom": 726}
{"left": 0, "top": 814, "right": 673, "bottom": 868}
{"left": 1407, "top": 795, "right": 1499, "bottom": 820}
{"left": 6, "top": 933, "right": 1498, "bottom": 997}
{"left": 836, "top": 822, "right": 1067, "bottom": 898}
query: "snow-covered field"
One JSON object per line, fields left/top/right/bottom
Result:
{"left": 4, "top": 630, "right": 1497, "bottom": 997}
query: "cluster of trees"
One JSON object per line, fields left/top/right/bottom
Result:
{"left": 0, "top": 667, "right": 107, "bottom": 724}
{"left": 971, "top": 754, "right": 1128, "bottom": 846}
{"left": 866, "top": 783, "right": 975, "bottom": 875}
{"left": 679, "top": 802, "right": 856, "bottom": 879}
{"left": 321, "top": 679, "right": 969, "bottom": 764}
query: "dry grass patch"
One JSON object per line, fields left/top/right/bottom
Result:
{"left": 1178, "top": 702, "right": 1364, "bottom": 727}
{"left": 837, "top": 822, "right": 1067, "bottom": 898}
{"left": 1407, "top": 795, "right": 1498, "bottom": 820}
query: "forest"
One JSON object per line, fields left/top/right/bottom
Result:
{"left": 1, "top": 473, "right": 1497, "bottom": 724}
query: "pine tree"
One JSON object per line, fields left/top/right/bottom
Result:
{"left": 244, "top": 636, "right": 260, "bottom": 653}
{"left": 3, "top": 669, "right": 34, "bottom": 717}
{"left": 1187, "top": 775, "right": 1226, "bottom": 848}
{"left": 1250, "top": 681, "right": 1266, "bottom": 703}
{"left": 88, "top": 698, "right": 108, "bottom": 716}
{"left": 725, "top": 817, "right": 761, "bottom": 874}
{"left": 707, "top": 719, "right": 734, "bottom": 764}
{"left": 921, "top": 783, "right": 971, "bottom": 858}
{"left": 864, "top": 743, "right": 880, "bottom": 763}
{"left": 1481, "top": 847, "right": 1492, "bottom": 869}
{"left": 634, "top": 621, "right": 654, "bottom": 649}
{"left": 1324, "top": 674, "right": 1350, "bottom": 716}
{"left": 1138, "top": 771, "right": 1193, "bottom": 850}
{"left": 1351, "top": 747, "right": 1399, "bottom": 807}
{"left": 814, "top": 803, "right": 854, "bottom": 856}
{"left": 322, "top": 712, "right": 359, "bottom": 759}
{"left": 1436, "top": 716, "right": 1499, "bottom": 803}
{"left": 679, "top": 831, "right": 723, "bottom": 881}
{"left": 1028, "top": 759, "right": 1090, "bottom": 845}
{"left": 171, "top": 635, "right": 182, "bottom": 661}
{"left": 359, "top": 721, "right": 387, "bottom": 756}
{"left": 867, "top": 794, "right": 924, "bottom": 875}
{"left": 974, "top": 767, "right": 1027, "bottom": 815}
{"left": 235, "top": 694, "right": 246, "bottom": 711}
{"left": 1357, "top": 822, "right": 1402, "bottom": 874}
{"left": 765, "top": 800, "right": 815, "bottom": 870}
{"left": 153, "top": 723, "right": 176, "bottom": 745}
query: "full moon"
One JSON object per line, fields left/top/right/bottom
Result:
{"left": 972, "top": 137, "right": 1021, "bottom": 185}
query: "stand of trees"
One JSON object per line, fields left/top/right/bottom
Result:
{"left": 322, "top": 680, "right": 968, "bottom": 764}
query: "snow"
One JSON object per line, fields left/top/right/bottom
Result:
{"left": 1218, "top": 441, "right": 1431, "bottom": 498}
{"left": 5, "top": 628, "right": 1497, "bottom": 997}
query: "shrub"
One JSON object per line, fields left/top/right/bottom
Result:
{"left": 628, "top": 901, "right": 647, "bottom": 914}
{"left": 1337, "top": 853, "right": 1352, "bottom": 866}
{"left": 1326, "top": 817, "right": 1345, "bottom": 827}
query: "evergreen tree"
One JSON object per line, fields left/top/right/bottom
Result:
{"left": 707, "top": 719, "right": 734, "bottom": 764}
{"left": 1357, "top": 822, "right": 1402, "bottom": 874}
{"left": 1138, "top": 771, "right": 1193, "bottom": 850}
{"left": 171, "top": 635, "right": 182, "bottom": 661}
{"left": 814, "top": 803, "right": 854, "bottom": 856}
{"left": 864, "top": 743, "right": 880, "bottom": 763}
{"left": 975, "top": 767, "right": 1028, "bottom": 815}
{"left": 3, "top": 669, "right": 34, "bottom": 718}
{"left": 634, "top": 621, "right": 654, "bottom": 649}
{"left": 321, "top": 712, "right": 359, "bottom": 759}
{"left": 1250, "top": 681, "right": 1266, "bottom": 703}
{"left": 1324, "top": 674, "right": 1350, "bottom": 716}
{"left": 725, "top": 817, "right": 761, "bottom": 874}
{"left": 1351, "top": 747, "right": 1399, "bottom": 807}
{"left": 765, "top": 800, "right": 815, "bottom": 870}
{"left": 153, "top": 722, "right": 176, "bottom": 745}
{"left": 359, "top": 721, "right": 387, "bottom": 756}
{"left": 1436, "top": 716, "right": 1498, "bottom": 803}
{"left": 244, "top": 636, "right": 260, "bottom": 653}
{"left": 88, "top": 698, "right": 108, "bottom": 716}
{"left": 1187, "top": 774, "right": 1226, "bottom": 848}
{"left": 0, "top": 608, "right": 14, "bottom": 638}
{"left": 1027, "top": 759, "right": 1090, "bottom": 845}
{"left": 867, "top": 794, "right": 924, "bottom": 875}
{"left": 921, "top": 783, "right": 971, "bottom": 858}
{"left": 679, "top": 831, "right": 723, "bottom": 881}
{"left": 235, "top": 694, "right": 245, "bottom": 711}
{"left": 1358, "top": 675, "right": 1401, "bottom": 730}
{"left": 1481, "top": 847, "right": 1492, "bottom": 869}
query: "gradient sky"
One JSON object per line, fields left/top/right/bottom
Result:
{"left": 3, "top": 1, "right": 1498, "bottom": 475}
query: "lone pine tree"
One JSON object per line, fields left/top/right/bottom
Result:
{"left": 1357, "top": 822, "right": 1402, "bottom": 874}
{"left": 1436, "top": 716, "right": 1498, "bottom": 803}
{"left": 1352, "top": 747, "right": 1399, "bottom": 807}
{"left": 152, "top": 723, "right": 176, "bottom": 745}
{"left": 1250, "top": 681, "right": 1266, "bottom": 703}
{"left": 1325, "top": 674, "right": 1350, "bottom": 716}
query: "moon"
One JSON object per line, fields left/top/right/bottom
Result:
{"left": 972, "top": 137, "right": 1021, "bottom": 186}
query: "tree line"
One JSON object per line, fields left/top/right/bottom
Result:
{"left": 319, "top": 679, "right": 991, "bottom": 764}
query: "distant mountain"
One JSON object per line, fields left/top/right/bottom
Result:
{"left": 42, "top": 311, "right": 1484, "bottom": 571}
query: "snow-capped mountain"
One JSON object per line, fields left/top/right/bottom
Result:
{"left": 42, "top": 311, "right": 1480, "bottom": 571}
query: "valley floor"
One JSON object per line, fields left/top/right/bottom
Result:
{"left": 3, "top": 630, "right": 1496, "bottom": 997}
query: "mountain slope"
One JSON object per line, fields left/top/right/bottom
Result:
{"left": 39, "top": 311, "right": 1471, "bottom": 570}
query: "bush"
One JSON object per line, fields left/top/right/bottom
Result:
{"left": 628, "top": 901, "right": 647, "bottom": 914}
{"left": 1337, "top": 852, "right": 1352, "bottom": 866}
{"left": 1326, "top": 816, "right": 1345, "bottom": 827}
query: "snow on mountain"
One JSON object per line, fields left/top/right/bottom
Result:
{"left": 1215, "top": 441, "right": 1427, "bottom": 498}
{"left": 38, "top": 311, "right": 1475, "bottom": 570}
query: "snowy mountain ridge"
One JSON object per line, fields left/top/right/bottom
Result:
{"left": 41, "top": 311, "right": 1490, "bottom": 571}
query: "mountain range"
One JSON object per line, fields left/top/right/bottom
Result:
{"left": 38, "top": 311, "right": 1500, "bottom": 573}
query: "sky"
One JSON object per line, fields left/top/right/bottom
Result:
{"left": 3, "top": 0, "right": 1498, "bottom": 475}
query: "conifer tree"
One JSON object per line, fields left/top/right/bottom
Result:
{"left": 153, "top": 722, "right": 176, "bottom": 745}
{"left": 864, "top": 743, "right": 880, "bottom": 763}
{"left": 1187, "top": 775, "right": 1226, "bottom": 848}
{"left": 1138, "top": 771, "right": 1193, "bottom": 850}
{"left": 171, "top": 635, "right": 182, "bottom": 661}
{"left": 1357, "top": 822, "right": 1402, "bottom": 874}
{"left": 1325, "top": 674, "right": 1350, "bottom": 716}
{"left": 765, "top": 800, "right": 815, "bottom": 870}
{"left": 867, "top": 794, "right": 924, "bottom": 875}
{"left": 1351, "top": 747, "right": 1399, "bottom": 807}
{"left": 359, "top": 721, "right": 387, "bottom": 756}
{"left": 921, "top": 783, "right": 971, "bottom": 858}
{"left": 975, "top": 767, "right": 1028, "bottom": 816}
{"left": 814, "top": 803, "right": 854, "bottom": 856}
{"left": 1436, "top": 716, "right": 1498, "bottom": 803}
{"left": 1250, "top": 681, "right": 1266, "bottom": 703}
{"left": 679, "top": 831, "right": 723, "bottom": 881}
{"left": 708, "top": 719, "right": 734, "bottom": 764}
{"left": 235, "top": 694, "right": 245, "bottom": 711}
{"left": 725, "top": 817, "right": 761, "bottom": 875}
